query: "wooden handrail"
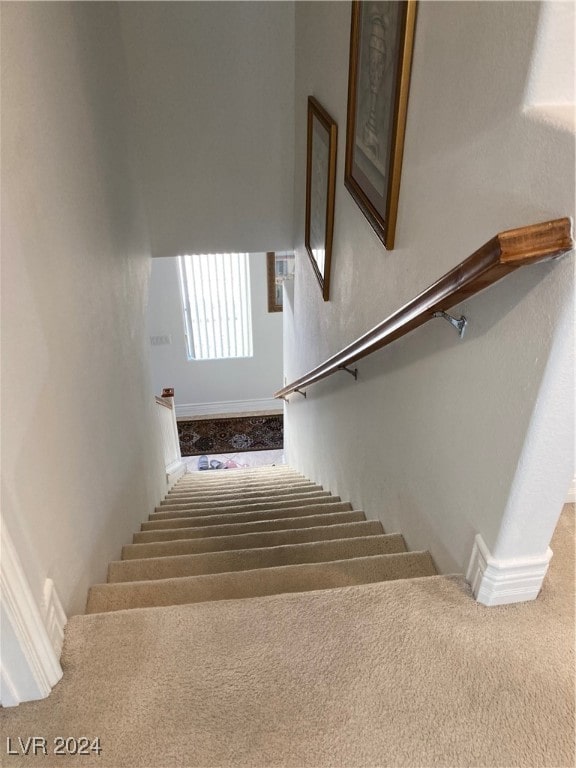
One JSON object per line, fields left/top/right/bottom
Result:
{"left": 275, "top": 218, "right": 573, "bottom": 400}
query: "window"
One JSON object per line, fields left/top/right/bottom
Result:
{"left": 177, "top": 253, "right": 253, "bottom": 360}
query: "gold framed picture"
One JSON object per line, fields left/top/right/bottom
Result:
{"left": 344, "top": 1, "right": 417, "bottom": 250}
{"left": 305, "top": 96, "right": 338, "bottom": 301}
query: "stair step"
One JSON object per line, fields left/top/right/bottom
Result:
{"left": 174, "top": 467, "right": 302, "bottom": 486}
{"left": 171, "top": 479, "right": 305, "bottom": 493}
{"left": 133, "top": 510, "right": 367, "bottom": 543}
{"left": 124, "top": 521, "right": 385, "bottom": 559}
{"left": 171, "top": 477, "right": 309, "bottom": 494}
{"left": 150, "top": 496, "right": 345, "bottom": 521}
{"left": 142, "top": 501, "right": 353, "bottom": 530}
{"left": 167, "top": 481, "right": 316, "bottom": 499}
{"left": 155, "top": 490, "right": 332, "bottom": 514}
{"left": 110, "top": 534, "right": 407, "bottom": 582}
{"left": 163, "top": 483, "right": 322, "bottom": 503}
{"left": 168, "top": 476, "right": 312, "bottom": 492}
{"left": 86, "top": 551, "right": 437, "bottom": 613}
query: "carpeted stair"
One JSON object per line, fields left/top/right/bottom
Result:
{"left": 86, "top": 465, "right": 437, "bottom": 613}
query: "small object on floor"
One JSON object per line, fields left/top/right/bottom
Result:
{"left": 198, "top": 455, "right": 209, "bottom": 471}
{"left": 224, "top": 460, "right": 239, "bottom": 469}
{"left": 210, "top": 460, "right": 225, "bottom": 470}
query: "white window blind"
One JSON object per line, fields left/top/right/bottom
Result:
{"left": 178, "top": 253, "right": 253, "bottom": 360}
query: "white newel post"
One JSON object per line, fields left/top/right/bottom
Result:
{"left": 156, "top": 387, "right": 186, "bottom": 488}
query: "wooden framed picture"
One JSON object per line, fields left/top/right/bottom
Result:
{"left": 305, "top": 96, "right": 337, "bottom": 301}
{"left": 344, "top": 1, "right": 417, "bottom": 250}
{"left": 266, "top": 251, "right": 295, "bottom": 312}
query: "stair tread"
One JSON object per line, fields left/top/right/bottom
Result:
{"left": 124, "top": 521, "right": 385, "bottom": 559}
{"left": 109, "top": 534, "right": 408, "bottom": 582}
{"left": 133, "top": 511, "right": 367, "bottom": 543}
{"left": 154, "top": 490, "right": 333, "bottom": 514}
{"left": 165, "top": 483, "right": 321, "bottom": 502}
{"left": 161, "top": 482, "right": 324, "bottom": 503}
{"left": 168, "top": 478, "right": 315, "bottom": 493}
{"left": 143, "top": 501, "right": 353, "bottom": 529}
{"left": 87, "top": 551, "right": 437, "bottom": 613}
{"left": 175, "top": 467, "right": 302, "bottom": 485}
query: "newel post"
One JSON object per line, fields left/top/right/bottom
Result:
{"left": 156, "top": 387, "right": 186, "bottom": 487}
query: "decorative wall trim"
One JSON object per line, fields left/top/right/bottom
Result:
{"left": 0, "top": 529, "right": 63, "bottom": 706}
{"left": 42, "top": 579, "right": 67, "bottom": 659}
{"left": 466, "top": 533, "right": 552, "bottom": 607}
{"left": 176, "top": 398, "right": 283, "bottom": 420}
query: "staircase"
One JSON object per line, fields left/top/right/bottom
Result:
{"left": 86, "top": 465, "right": 437, "bottom": 613}
{"left": 3, "top": 467, "right": 571, "bottom": 768}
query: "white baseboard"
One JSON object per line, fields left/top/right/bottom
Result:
{"left": 0, "top": 530, "right": 63, "bottom": 706}
{"left": 567, "top": 476, "right": 576, "bottom": 503}
{"left": 42, "top": 579, "right": 67, "bottom": 659}
{"left": 176, "top": 398, "right": 282, "bottom": 420}
{"left": 466, "top": 534, "right": 552, "bottom": 606}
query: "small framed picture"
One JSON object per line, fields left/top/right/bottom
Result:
{"left": 344, "top": 1, "right": 417, "bottom": 250}
{"left": 305, "top": 96, "right": 337, "bottom": 301}
{"left": 266, "top": 251, "right": 295, "bottom": 312}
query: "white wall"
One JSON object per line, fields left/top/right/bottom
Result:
{"left": 525, "top": 0, "right": 575, "bottom": 107}
{"left": 285, "top": 1, "right": 574, "bottom": 576}
{"left": 147, "top": 254, "right": 284, "bottom": 416}
{"left": 1, "top": 2, "right": 166, "bottom": 618}
{"left": 118, "top": 1, "right": 295, "bottom": 258}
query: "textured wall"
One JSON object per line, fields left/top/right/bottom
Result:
{"left": 1, "top": 3, "right": 167, "bottom": 616}
{"left": 284, "top": 1, "right": 574, "bottom": 574}
{"left": 146, "top": 254, "right": 284, "bottom": 409}
{"left": 119, "top": 2, "right": 295, "bottom": 257}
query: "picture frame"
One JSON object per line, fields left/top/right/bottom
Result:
{"left": 344, "top": 1, "right": 417, "bottom": 250}
{"left": 266, "top": 251, "right": 295, "bottom": 312}
{"left": 305, "top": 96, "right": 337, "bottom": 301}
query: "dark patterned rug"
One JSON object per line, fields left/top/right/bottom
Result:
{"left": 178, "top": 415, "right": 283, "bottom": 456}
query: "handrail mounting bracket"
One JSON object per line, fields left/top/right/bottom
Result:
{"left": 338, "top": 365, "right": 358, "bottom": 380}
{"left": 432, "top": 311, "right": 468, "bottom": 339}
{"left": 294, "top": 388, "right": 307, "bottom": 399}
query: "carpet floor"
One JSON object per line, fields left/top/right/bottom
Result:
{"left": 1, "top": 505, "right": 573, "bottom": 767}
{"left": 178, "top": 415, "right": 283, "bottom": 456}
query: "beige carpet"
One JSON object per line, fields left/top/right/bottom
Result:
{"left": 86, "top": 466, "right": 437, "bottom": 613}
{"left": 1, "top": 506, "right": 573, "bottom": 767}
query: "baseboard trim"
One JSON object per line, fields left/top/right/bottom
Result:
{"left": 567, "top": 476, "right": 576, "bottom": 503}
{"left": 0, "top": 530, "right": 63, "bottom": 706}
{"left": 42, "top": 579, "right": 67, "bottom": 659}
{"left": 466, "top": 534, "right": 552, "bottom": 606}
{"left": 176, "top": 398, "right": 282, "bottom": 420}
